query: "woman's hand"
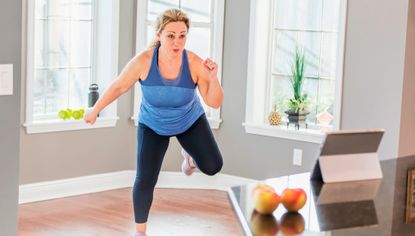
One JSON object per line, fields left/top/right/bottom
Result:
{"left": 84, "top": 109, "right": 98, "bottom": 125}
{"left": 202, "top": 58, "right": 218, "bottom": 80}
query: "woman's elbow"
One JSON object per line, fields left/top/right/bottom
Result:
{"left": 206, "top": 97, "right": 223, "bottom": 109}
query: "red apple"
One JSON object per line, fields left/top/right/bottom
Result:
{"left": 279, "top": 212, "right": 305, "bottom": 235}
{"left": 253, "top": 188, "right": 281, "bottom": 215}
{"left": 281, "top": 188, "right": 307, "bottom": 212}
{"left": 252, "top": 184, "right": 275, "bottom": 196}
{"left": 250, "top": 211, "right": 279, "bottom": 236}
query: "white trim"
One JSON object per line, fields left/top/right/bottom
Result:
{"left": 245, "top": 0, "right": 273, "bottom": 124}
{"left": 24, "top": 0, "right": 120, "bottom": 133}
{"left": 25, "top": 0, "right": 35, "bottom": 126}
{"left": 19, "top": 171, "right": 256, "bottom": 204}
{"left": 23, "top": 116, "right": 119, "bottom": 134}
{"left": 209, "top": 0, "right": 226, "bottom": 125}
{"left": 333, "top": 0, "right": 349, "bottom": 130}
{"left": 243, "top": 122, "right": 325, "bottom": 144}
{"left": 130, "top": 116, "right": 222, "bottom": 130}
{"left": 19, "top": 171, "right": 134, "bottom": 204}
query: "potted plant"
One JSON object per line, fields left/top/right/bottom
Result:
{"left": 285, "top": 48, "right": 310, "bottom": 127}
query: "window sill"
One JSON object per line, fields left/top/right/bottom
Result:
{"left": 24, "top": 117, "right": 119, "bottom": 134}
{"left": 242, "top": 122, "right": 326, "bottom": 144}
{"left": 131, "top": 116, "right": 222, "bottom": 130}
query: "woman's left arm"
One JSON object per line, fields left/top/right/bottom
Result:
{"left": 197, "top": 58, "right": 224, "bottom": 109}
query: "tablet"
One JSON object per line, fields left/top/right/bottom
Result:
{"left": 311, "top": 129, "right": 384, "bottom": 183}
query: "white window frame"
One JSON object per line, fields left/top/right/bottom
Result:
{"left": 23, "top": 0, "right": 120, "bottom": 134}
{"left": 243, "top": 0, "right": 347, "bottom": 144}
{"left": 132, "top": 0, "right": 225, "bottom": 129}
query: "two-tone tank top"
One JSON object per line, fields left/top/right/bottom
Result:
{"left": 138, "top": 45, "right": 205, "bottom": 136}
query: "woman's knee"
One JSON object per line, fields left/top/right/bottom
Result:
{"left": 200, "top": 158, "right": 223, "bottom": 176}
{"left": 134, "top": 173, "right": 158, "bottom": 190}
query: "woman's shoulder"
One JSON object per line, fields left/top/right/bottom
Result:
{"left": 129, "top": 47, "right": 155, "bottom": 81}
{"left": 186, "top": 49, "right": 203, "bottom": 73}
{"left": 135, "top": 47, "right": 154, "bottom": 64}
{"left": 186, "top": 49, "right": 202, "bottom": 64}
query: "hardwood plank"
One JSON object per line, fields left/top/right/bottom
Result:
{"left": 19, "top": 188, "right": 244, "bottom": 236}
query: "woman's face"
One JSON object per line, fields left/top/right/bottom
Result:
{"left": 158, "top": 21, "right": 188, "bottom": 56}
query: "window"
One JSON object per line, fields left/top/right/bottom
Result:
{"left": 244, "top": 0, "right": 347, "bottom": 143}
{"left": 24, "top": 0, "right": 120, "bottom": 134}
{"left": 133, "top": 0, "right": 225, "bottom": 129}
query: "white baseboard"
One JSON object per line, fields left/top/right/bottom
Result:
{"left": 19, "top": 171, "right": 256, "bottom": 204}
{"left": 19, "top": 171, "right": 134, "bottom": 204}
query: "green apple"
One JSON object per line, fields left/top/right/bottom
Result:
{"left": 72, "top": 110, "right": 82, "bottom": 120}
{"left": 58, "top": 110, "right": 68, "bottom": 120}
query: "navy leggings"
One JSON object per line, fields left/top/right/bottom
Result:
{"left": 132, "top": 114, "right": 223, "bottom": 223}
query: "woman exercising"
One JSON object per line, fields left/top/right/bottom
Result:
{"left": 84, "top": 8, "right": 224, "bottom": 236}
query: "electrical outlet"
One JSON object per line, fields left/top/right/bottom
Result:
{"left": 293, "top": 149, "right": 302, "bottom": 166}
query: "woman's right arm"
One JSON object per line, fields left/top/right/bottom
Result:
{"left": 84, "top": 52, "right": 149, "bottom": 124}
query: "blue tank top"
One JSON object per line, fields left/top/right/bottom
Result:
{"left": 138, "top": 45, "right": 205, "bottom": 136}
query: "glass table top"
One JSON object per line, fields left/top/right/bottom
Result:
{"left": 227, "top": 155, "right": 415, "bottom": 236}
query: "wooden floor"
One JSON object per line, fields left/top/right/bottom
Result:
{"left": 18, "top": 188, "right": 244, "bottom": 236}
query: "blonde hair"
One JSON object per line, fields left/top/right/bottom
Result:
{"left": 150, "top": 9, "right": 190, "bottom": 48}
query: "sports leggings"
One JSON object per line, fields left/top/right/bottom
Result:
{"left": 132, "top": 114, "right": 223, "bottom": 223}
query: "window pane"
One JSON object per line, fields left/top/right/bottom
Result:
{"left": 69, "top": 68, "right": 90, "bottom": 108}
{"left": 270, "top": 75, "right": 291, "bottom": 116}
{"left": 186, "top": 27, "right": 210, "bottom": 59}
{"left": 298, "top": 31, "right": 321, "bottom": 78}
{"left": 35, "top": 0, "right": 47, "bottom": 18}
{"left": 70, "top": 21, "right": 92, "bottom": 67}
{"left": 46, "top": 0, "right": 72, "bottom": 18}
{"left": 34, "top": 20, "right": 46, "bottom": 67}
{"left": 302, "top": 77, "right": 319, "bottom": 123}
{"left": 148, "top": 0, "right": 179, "bottom": 21}
{"left": 322, "top": 0, "right": 340, "bottom": 31}
{"left": 320, "top": 33, "right": 338, "bottom": 78}
{"left": 273, "top": 30, "right": 297, "bottom": 75}
{"left": 45, "top": 69, "right": 69, "bottom": 114}
{"left": 269, "top": 0, "right": 342, "bottom": 127}
{"left": 275, "top": 0, "right": 298, "bottom": 29}
{"left": 38, "top": 20, "right": 71, "bottom": 67}
{"left": 147, "top": 24, "right": 156, "bottom": 47}
{"left": 33, "top": 69, "right": 46, "bottom": 116}
{"left": 71, "top": 0, "right": 93, "bottom": 20}
{"left": 35, "top": 19, "right": 92, "bottom": 68}
{"left": 181, "top": 0, "right": 211, "bottom": 23}
{"left": 275, "top": 0, "right": 323, "bottom": 30}
{"left": 316, "top": 79, "right": 335, "bottom": 125}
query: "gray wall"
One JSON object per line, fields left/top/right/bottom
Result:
{"left": 20, "top": 0, "right": 415, "bottom": 186}
{"left": 0, "top": 0, "right": 21, "bottom": 235}
{"left": 341, "top": 0, "right": 409, "bottom": 160}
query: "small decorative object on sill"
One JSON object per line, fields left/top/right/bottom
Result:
{"left": 268, "top": 105, "right": 282, "bottom": 126}
{"left": 316, "top": 110, "right": 333, "bottom": 126}
{"left": 285, "top": 109, "right": 309, "bottom": 130}
{"left": 88, "top": 83, "right": 99, "bottom": 117}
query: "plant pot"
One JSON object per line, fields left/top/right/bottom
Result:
{"left": 284, "top": 109, "right": 310, "bottom": 129}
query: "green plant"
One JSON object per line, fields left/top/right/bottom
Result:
{"left": 288, "top": 48, "right": 309, "bottom": 112}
